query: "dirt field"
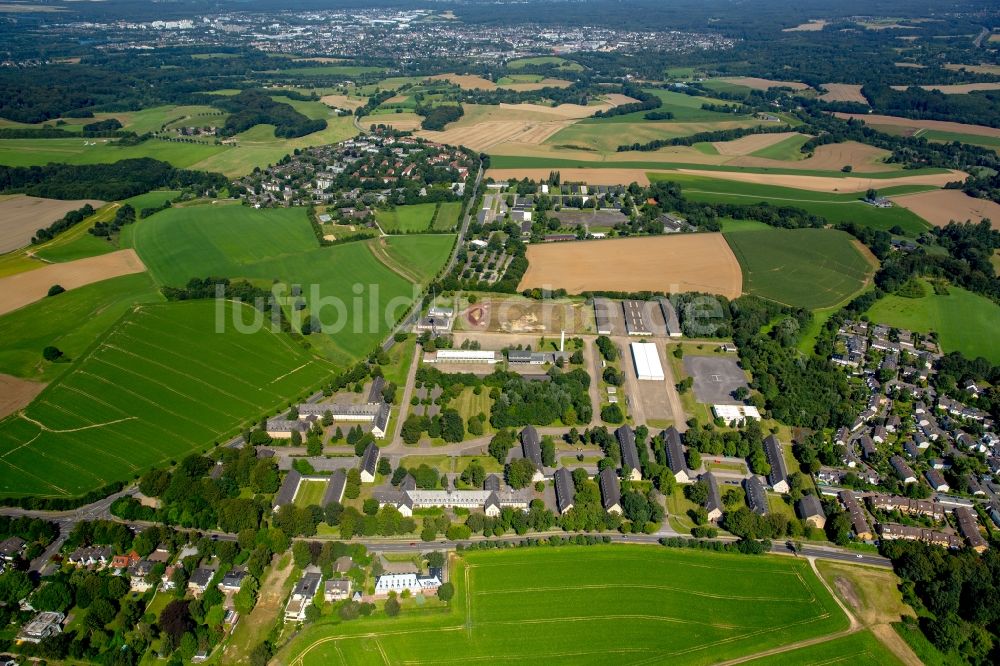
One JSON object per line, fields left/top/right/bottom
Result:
{"left": 421, "top": 120, "right": 574, "bottom": 151}
{"left": 712, "top": 132, "right": 803, "bottom": 156}
{"left": 427, "top": 73, "right": 497, "bottom": 90}
{"left": 890, "top": 82, "right": 1000, "bottom": 94}
{"left": 719, "top": 77, "right": 810, "bottom": 91}
{"left": 488, "top": 168, "right": 655, "bottom": 186}
{"left": 672, "top": 167, "right": 964, "bottom": 192}
{"left": 455, "top": 296, "right": 592, "bottom": 334}
{"left": 783, "top": 20, "right": 827, "bottom": 31}
{"left": 819, "top": 83, "right": 869, "bottom": 104}
{"left": 499, "top": 78, "right": 573, "bottom": 91}
{"left": 0, "top": 195, "right": 105, "bottom": 253}
{"left": 834, "top": 113, "right": 1000, "bottom": 138}
{"left": 518, "top": 234, "right": 742, "bottom": 298}
{"left": 320, "top": 94, "right": 366, "bottom": 110}
{"left": 0, "top": 249, "right": 146, "bottom": 315}
{"left": 498, "top": 95, "right": 637, "bottom": 119}
{"left": 892, "top": 189, "right": 1000, "bottom": 229}
{"left": 364, "top": 112, "right": 424, "bottom": 131}
{"left": 0, "top": 373, "right": 45, "bottom": 419}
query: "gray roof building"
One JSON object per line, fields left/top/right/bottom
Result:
{"left": 553, "top": 468, "right": 574, "bottom": 514}
{"left": 662, "top": 426, "right": 690, "bottom": 481}
{"left": 484, "top": 474, "right": 500, "bottom": 492}
{"left": 521, "top": 426, "right": 543, "bottom": 468}
{"left": 616, "top": 425, "right": 641, "bottom": 479}
{"left": 622, "top": 300, "right": 652, "bottom": 336}
{"left": 743, "top": 476, "right": 768, "bottom": 516}
{"left": 360, "top": 442, "right": 380, "bottom": 481}
{"left": 273, "top": 469, "right": 302, "bottom": 510}
{"left": 890, "top": 455, "right": 917, "bottom": 483}
{"left": 323, "top": 469, "right": 347, "bottom": 506}
{"left": 658, "top": 298, "right": 682, "bottom": 337}
{"left": 797, "top": 494, "right": 826, "bottom": 527}
{"left": 594, "top": 298, "right": 613, "bottom": 335}
{"left": 703, "top": 472, "right": 723, "bottom": 521}
{"left": 599, "top": 467, "right": 622, "bottom": 513}
{"left": 764, "top": 435, "right": 789, "bottom": 493}
{"left": 367, "top": 376, "right": 386, "bottom": 404}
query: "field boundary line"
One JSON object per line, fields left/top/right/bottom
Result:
{"left": 474, "top": 582, "right": 814, "bottom": 603}
{"left": 367, "top": 238, "right": 423, "bottom": 284}
{"left": 18, "top": 412, "right": 137, "bottom": 434}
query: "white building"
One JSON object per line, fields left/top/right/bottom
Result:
{"left": 425, "top": 349, "right": 499, "bottom": 364}
{"left": 712, "top": 404, "right": 762, "bottom": 424}
{"left": 630, "top": 342, "right": 664, "bottom": 381}
{"left": 374, "top": 574, "right": 441, "bottom": 597}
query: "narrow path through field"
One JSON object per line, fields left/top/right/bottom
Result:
{"left": 386, "top": 343, "right": 421, "bottom": 450}
{"left": 367, "top": 238, "right": 423, "bottom": 284}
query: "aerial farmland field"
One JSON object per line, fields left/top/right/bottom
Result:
{"left": 278, "top": 545, "right": 849, "bottom": 666}
{"left": 0, "top": 300, "right": 333, "bottom": 499}
{"left": 723, "top": 222, "right": 877, "bottom": 309}
{"left": 376, "top": 202, "right": 438, "bottom": 232}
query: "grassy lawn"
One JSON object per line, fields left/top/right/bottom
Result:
{"left": 741, "top": 630, "right": 904, "bottom": 665}
{"left": 223, "top": 554, "right": 296, "bottom": 663}
{"left": 917, "top": 129, "right": 1000, "bottom": 150}
{"left": 815, "top": 560, "right": 913, "bottom": 627}
{"left": 580, "top": 89, "right": 750, "bottom": 124}
{"left": 723, "top": 224, "right": 877, "bottom": 309}
{"left": 380, "top": 234, "right": 455, "bottom": 284}
{"left": 0, "top": 301, "right": 333, "bottom": 499}
{"left": 451, "top": 386, "right": 493, "bottom": 429}
{"left": 294, "top": 479, "right": 328, "bottom": 507}
{"left": 0, "top": 272, "right": 163, "bottom": 381}
{"left": 433, "top": 201, "right": 463, "bottom": 230}
{"left": 866, "top": 279, "right": 1000, "bottom": 363}
{"left": 277, "top": 545, "right": 849, "bottom": 665}
{"left": 666, "top": 486, "right": 700, "bottom": 534}
{"left": 0, "top": 136, "right": 228, "bottom": 169}
{"left": 751, "top": 134, "right": 810, "bottom": 160}
{"left": 507, "top": 56, "right": 583, "bottom": 71}
{"left": 399, "top": 455, "right": 503, "bottom": 476}
{"left": 376, "top": 203, "right": 438, "bottom": 232}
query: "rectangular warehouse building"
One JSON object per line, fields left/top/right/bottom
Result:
{"left": 622, "top": 300, "right": 652, "bottom": 336}
{"left": 630, "top": 342, "right": 664, "bottom": 381}
{"left": 593, "top": 298, "right": 613, "bottom": 335}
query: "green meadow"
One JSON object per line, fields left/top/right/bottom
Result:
{"left": 867, "top": 280, "right": 1000, "bottom": 363}
{"left": 743, "top": 630, "right": 903, "bottom": 665}
{"left": 132, "top": 205, "right": 453, "bottom": 363}
{"left": 0, "top": 272, "right": 163, "bottom": 381}
{"left": 278, "top": 545, "right": 849, "bottom": 666}
{"left": 0, "top": 300, "right": 333, "bottom": 498}
{"left": 651, "top": 173, "right": 933, "bottom": 235}
{"left": 0, "top": 137, "right": 227, "bottom": 169}
{"left": 750, "top": 133, "right": 811, "bottom": 160}
{"left": 376, "top": 203, "right": 438, "bottom": 232}
{"left": 293, "top": 479, "right": 328, "bottom": 507}
{"left": 579, "top": 89, "right": 753, "bottom": 124}
{"left": 723, "top": 222, "right": 876, "bottom": 309}
{"left": 507, "top": 56, "right": 583, "bottom": 71}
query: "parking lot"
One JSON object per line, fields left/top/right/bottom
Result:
{"left": 683, "top": 356, "right": 750, "bottom": 405}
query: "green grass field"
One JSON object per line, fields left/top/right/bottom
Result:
{"left": 434, "top": 201, "right": 463, "bottom": 230}
{"left": 649, "top": 173, "right": 933, "bottom": 235}
{"left": 579, "top": 89, "right": 742, "bottom": 124}
{"left": 270, "top": 65, "right": 383, "bottom": 77}
{"left": 0, "top": 137, "right": 227, "bottom": 169}
{"left": 751, "top": 134, "right": 811, "bottom": 161}
{"left": 723, "top": 223, "right": 876, "bottom": 309}
{"left": 507, "top": 56, "right": 583, "bottom": 71}
{"left": 278, "top": 545, "right": 849, "bottom": 666}
{"left": 743, "top": 630, "right": 903, "bottom": 665}
{"left": 0, "top": 300, "right": 333, "bottom": 498}
{"left": 293, "top": 479, "right": 328, "bottom": 507}
{"left": 866, "top": 280, "right": 1000, "bottom": 363}
{"left": 916, "top": 129, "right": 1000, "bottom": 151}
{"left": 132, "top": 205, "right": 452, "bottom": 363}
{"left": 0, "top": 272, "right": 162, "bottom": 382}
{"left": 376, "top": 203, "right": 437, "bottom": 232}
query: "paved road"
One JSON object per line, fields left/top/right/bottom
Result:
{"left": 387, "top": 342, "right": 422, "bottom": 450}
{"left": 586, "top": 338, "right": 604, "bottom": 426}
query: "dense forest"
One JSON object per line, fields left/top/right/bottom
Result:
{"left": 212, "top": 89, "right": 326, "bottom": 138}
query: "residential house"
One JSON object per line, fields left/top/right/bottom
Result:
{"left": 743, "top": 476, "right": 769, "bottom": 516}
{"left": 187, "top": 567, "right": 215, "bottom": 596}
{"left": 663, "top": 426, "right": 692, "bottom": 483}
{"left": 67, "top": 546, "right": 112, "bottom": 568}
{"left": 219, "top": 568, "right": 247, "bottom": 593}
{"left": 925, "top": 469, "right": 950, "bottom": 493}
{"left": 553, "top": 468, "right": 575, "bottom": 515}
{"left": 877, "top": 523, "right": 962, "bottom": 549}
{"left": 616, "top": 425, "right": 642, "bottom": 481}
{"left": 954, "top": 507, "right": 988, "bottom": 553}
{"left": 839, "top": 491, "right": 873, "bottom": 540}
{"left": 374, "top": 573, "right": 441, "bottom": 597}
{"left": 796, "top": 495, "right": 826, "bottom": 529}
{"left": 0, "top": 536, "right": 25, "bottom": 561}
{"left": 599, "top": 467, "right": 622, "bottom": 515}
{"left": 16, "top": 611, "right": 64, "bottom": 644}
{"left": 890, "top": 456, "right": 917, "bottom": 484}
{"left": 764, "top": 435, "right": 789, "bottom": 493}
{"left": 285, "top": 569, "right": 323, "bottom": 622}
{"left": 360, "top": 442, "right": 380, "bottom": 483}
{"left": 324, "top": 579, "right": 351, "bottom": 602}
{"left": 702, "top": 472, "right": 723, "bottom": 522}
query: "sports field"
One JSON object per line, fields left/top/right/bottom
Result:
{"left": 723, "top": 222, "right": 877, "bottom": 309}
{"left": 278, "top": 545, "right": 849, "bottom": 666}
{"left": 132, "top": 205, "right": 452, "bottom": 363}
{"left": 867, "top": 281, "right": 1000, "bottom": 363}
{"left": 0, "top": 300, "right": 333, "bottom": 498}
{"left": 376, "top": 203, "right": 438, "bottom": 232}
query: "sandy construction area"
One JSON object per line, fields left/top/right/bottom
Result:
{"left": 720, "top": 77, "right": 810, "bottom": 91}
{"left": 890, "top": 82, "right": 1000, "bottom": 94}
{"left": 489, "top": 168, "right": 654, "bottom": 186}
{"left": 819, "top": 83, "right": 868, "bottom": 104}
{"left": 713, "top": 132, "right": 803, "bottom": 156}
{"left": 0, "top": 374, "right": 45, "bottom": 419}
{"left": 892, "top": 189, "right": 1000, "bottom": 229}
{"left": 834, "top": 113, "right": 1000, "bottom": 138}
{"left": 420, "top": 120, "right": 574, "bottom": 151}
{"left": 320, "top": 94, "right": 366, "bottom": 110}
{"left": 783, "top": 20, "right": 827, "bottom": 32}
{"left": 671, "top": 167, "right": 964, "bottom": 192}
{"left": 0, "top": 195, "right": 104, "bottom": 253}
{"left": 428, "top": 73, "right": 497, "bottom": 90}
{"left": 519, "top": 234, "right": 742, "bottom": 298}
{"left": 0, "top": 249, "right": 146, "bottom": 315}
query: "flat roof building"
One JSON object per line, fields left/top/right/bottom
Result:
{"left": 425, "top": 349, "right": 499, "bottom": 364}
{"left": 630, "top": 342, "right": 664, "bottom": 381}
{"left": 623, "top": 300, "right": 652, "bottom": 336}
{"left": 658, "top": 298, "right": 682, "bottom": 338}
{"left": 594, "top": 298, "right": 613, "bottom": 335}
{"left": 17, "top": 611, "right": 64, "bottom": 644}
{"left": 712, "top": 404, "right": 761, "bottom": 424}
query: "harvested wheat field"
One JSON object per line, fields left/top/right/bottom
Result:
{"left": 489, "top": 168, "right": 653, "bottom": 186}
{"left": 713, "top": 132, "right": 804, "bottom": 156}
{"left": 731, "top": 141, "right": 894, "bottom": 173}
{"left": 499, "top": 78, "right": 573, "bottom": 91}
{"left": 719, "top": 77, "right": 810, "bottom": 91}
{"left": 420, "top": 120, "right": 573, "bottom": 152}
{"left": 834, "top": 113, "right": 1000, "bottom": 138}
{"left": 320, "top": 94, "right": 366, "bottom": 110}
{"left": 0, "top": 195, "right": 105, "bottom": 253}
{"left": 890, "top": 82, "right": 1000, "bottom": 94}
{"left": 519, "top": 234, "right": 742, "bottom": 297}
{"left": 0, "top": 374, "right": 45, "bottom": 419}
{"left": 819, "top": 83, "right": 868, "bottom": 104}
{"left": 0, "top": 249, "right": 146, "bottom": 315}
{"left": 501, "top": 95, "right": 636, "bottom": 119}
{"left": 892, "top": 189, "right": 1000, "bottom": 229}
{"left": 783, "top": 20, "right": 827, "bottom": 32}
{"left": 945, "top": 63, "right": 1000, "bottom": 75}
{"left": 672, "top": 168, "right": 964, "bottom": 192}
{"left": 428, "top": 73, "right": 497, "bottom": 90}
